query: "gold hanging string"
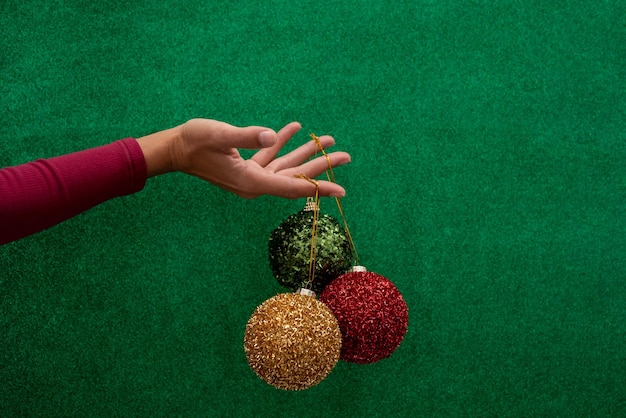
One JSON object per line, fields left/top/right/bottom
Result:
{"left": 294, "top": 174, "right": 320, "bottom": 290}
{"left": 310, "top": 133, "right": 359, "bottom": 266}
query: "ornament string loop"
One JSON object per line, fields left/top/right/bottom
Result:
{"left": 310, "top": 133, "right": 359, "bottom": 266}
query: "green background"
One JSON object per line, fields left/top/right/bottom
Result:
{"left": 1, "top": 1, "right": 625, "bottom": 416}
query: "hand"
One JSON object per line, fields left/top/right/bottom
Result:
{"left": 137, "top": 119, "right": 350, "bottom": 199}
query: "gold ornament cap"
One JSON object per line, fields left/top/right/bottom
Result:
{"left": 351, "top": 265, "right": 367, "bottom": 273}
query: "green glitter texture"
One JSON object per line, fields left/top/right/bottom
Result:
{"left": 268, "top": 210, "right": 352, "bottom": 293}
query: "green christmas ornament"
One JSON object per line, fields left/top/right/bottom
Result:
{"left": 269, "top": 200, "right": 352, "bottom": 294}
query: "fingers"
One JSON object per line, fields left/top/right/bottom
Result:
{"left": 238, "top": 151, "right": 350, "bottom": 199}
{"left": 264, "top": 135, "right": 336, "bottom": 172}
{"left": 278, "top": 151, "right": 351, "bottom": 179}
{"left": 241, "top": 176, "right": 346, "bottom": 199}
{"left": 251, "top": 122, "right": 302, "bottom": 166}
{"left": 277, "top": 121, "right": 304, "bottom": 141}
{"left": 279, "top": 178, "right": 346, "bottom": 199}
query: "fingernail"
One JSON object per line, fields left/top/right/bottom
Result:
{"left": 259, "top": 131, "right": 277, "bottom": 147}
{"left": 330, "top": 190, "right": 346, "bottom": 198}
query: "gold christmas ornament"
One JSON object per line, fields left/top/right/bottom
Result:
{"left": 243, "top": 291, "right": 342, "bottom": 390}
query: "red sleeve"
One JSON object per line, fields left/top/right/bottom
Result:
{"left": 0, "top": 138, "right": 147, "bottom": 245}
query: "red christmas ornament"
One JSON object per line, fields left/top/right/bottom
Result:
{"left": 319, "top": 266, "right": 408, "bottom": 364}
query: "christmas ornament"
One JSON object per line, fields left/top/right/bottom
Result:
{"left": 319, "top": 266, "right": 408, "bottom": 364}
{"left": 268, "top": 200, "right": 352, "bottom": 294}
{"left": 244, "top": 290, "right": 342, "bottom": 390}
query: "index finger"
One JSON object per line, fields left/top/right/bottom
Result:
{"left": 251, "top": 122, "right": 302, "bottom": 167}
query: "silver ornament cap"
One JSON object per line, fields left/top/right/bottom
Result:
{"left": 303, "top": 197, "right": 319, "bottom": 212}
{"left": 295, "top": 288, "right": 316, "bottom": 298}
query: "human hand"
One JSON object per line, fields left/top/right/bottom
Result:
{"left": 137, "top": 119, "right": 350, "bottom": 199}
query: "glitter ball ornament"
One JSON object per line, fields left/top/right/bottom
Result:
{"left": 244, "top": 291, "right": 342, "bottom": 390}
{"left": 319, "top": 266, "right": 408, "bottom": 364}
{"left": 268, "top": 205, "right": 352, "bottom": 294}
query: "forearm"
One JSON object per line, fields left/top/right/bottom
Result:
{"left": 0, "top": 138, "right": 147, "bottom": 245}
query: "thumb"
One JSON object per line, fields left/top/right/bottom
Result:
{"left": 226, "top": 125, "right": 277, "bottom": 149}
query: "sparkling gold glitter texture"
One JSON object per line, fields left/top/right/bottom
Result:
{"left": 268, "top": 210, "right": 352, "bottom": 293}
{"left": 243, "top": 293, "right": 342, "bottom": 391}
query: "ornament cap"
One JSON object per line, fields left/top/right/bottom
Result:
{"left": 295, "top": 288, "right": 316, "bottom": 298}
{"left": 303, "top": 197, "right": 319, "bottom": 212}
{"left": 351, "top": 265, "right": 367, "bottom": 273}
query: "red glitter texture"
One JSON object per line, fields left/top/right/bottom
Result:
{"left": 319, "top": 271, "right": 409, "bottom": 364}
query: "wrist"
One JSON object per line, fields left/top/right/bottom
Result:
{"left": 136, "top": 126, "right": 182, "bottom": 178}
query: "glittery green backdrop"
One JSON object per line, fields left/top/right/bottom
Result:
{"left": 1, "top": 1, "right": 625, "bottom": 417}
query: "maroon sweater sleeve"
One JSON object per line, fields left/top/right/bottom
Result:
{"left": 0, "top": 138, "right": 147, "bottom": 245}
